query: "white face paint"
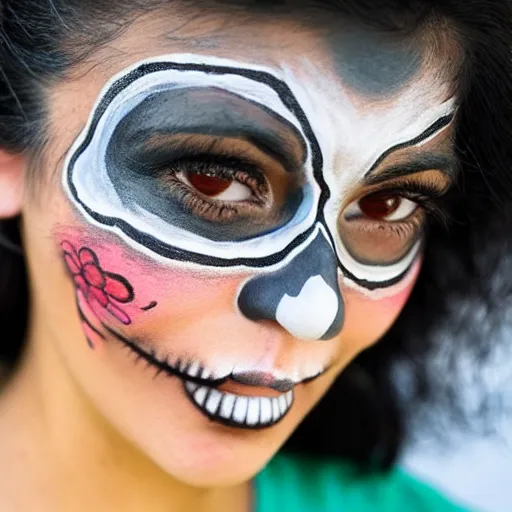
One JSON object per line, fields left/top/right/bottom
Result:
{"left": 64, "top": 53, "right": 456, "bottom": 343}
{"left": 64, "top": 53, "right": 455, "bottom": 274}
{"left": 275, "top": 275, "right": 340, "bottom": 340}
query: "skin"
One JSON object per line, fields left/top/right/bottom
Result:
{"left": 0, "top": 6, "right": 459, "bottom": 512}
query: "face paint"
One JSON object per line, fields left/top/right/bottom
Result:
{"left": 238, "top": 227, "right": 343, "bottom": 341}
{"left": 61, "top": 54, "right": 456, "bottom": 429}
{"left": 329, "top": 25, "right": 422, "bottom": 96}
{"left": 104, "top": 87, "right": 306, "bottom": 242}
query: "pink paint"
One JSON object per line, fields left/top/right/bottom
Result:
{"left": 62, "top": 240, "right": 135, "bottom": 333}
{"left": 57, "top": 224, "right": 421, "bottom": 385}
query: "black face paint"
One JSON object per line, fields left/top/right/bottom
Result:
{"left": 238, "top": 229, "right": 344, "bottom": 341}
{"left": 105, "top": 87, "right": 306, "bottom": 242}
{"left": 329, "top": 26, "right": 421, "bottom": 96}
{"left": 67, "top": 57, "right": 451, "bottom": 292}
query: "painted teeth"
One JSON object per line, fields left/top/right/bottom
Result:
{"left": 199, "top": 367, "right": 211, "bottom": 380}
{"left": 171, "top": 359, "right": 323, "bottom": 385}
{"left": 186, "top": 361, "right": 201, "bottom": 378}
{"left": 177, "top": 363, "right": 229, "bottom": 382}
{"left": 184, "top": 381, "right": 294, "bottom": 429}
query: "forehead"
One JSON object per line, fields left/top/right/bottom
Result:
{"left": 53, "top": 10, "right": 456, "bottom": 178}
{"left": 57, "top": 9, "right": 458, "bottom": 284}
{"left": 60, "top": 7, "right": 456, "bottom": 113}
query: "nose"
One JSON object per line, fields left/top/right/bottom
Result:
{"left": 237, "top": 229, "right": 344, "bottom": 341}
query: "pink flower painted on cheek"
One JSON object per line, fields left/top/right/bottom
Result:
{"left": 61, "top": 241, "right": 134, "bottom": 325}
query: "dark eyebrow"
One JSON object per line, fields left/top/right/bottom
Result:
{"left": 109, "top": 87, "right": 307, "bottom": 174}
{"left": 363, "top": 152, "right": 458, "bottom": 186}
{"left": 364, "top": 113, "right": 455, "bottom": 178}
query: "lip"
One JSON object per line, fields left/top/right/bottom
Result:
{"left": 184, "top": 381, "right": 294, "bottom": 429}
{"left": 106, "top": 325, "right": 327, "bottom": 385}
{"left": 105, "top": 325, "right": 325, "bottom": 429}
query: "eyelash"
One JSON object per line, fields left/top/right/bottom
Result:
{"left": 151, "top": 148, "right": 450, "bottom": 228}
{"left": 156, "top": 155, "right": 269, "bottom": 220}
{"left": 369, "top": 179, "right": 449, "bottom": 222}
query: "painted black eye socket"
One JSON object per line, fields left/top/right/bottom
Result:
{"left": 66, "top": 60, "right": 327, "bottom": 268}
{"left": 104, "top": 88, "right": 309, "bottom": 242}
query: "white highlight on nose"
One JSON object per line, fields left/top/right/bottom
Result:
{"left": 275, "top": 275, "right": 339, "bottom": 341}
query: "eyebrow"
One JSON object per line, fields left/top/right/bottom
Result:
{"left": 110, "top": 87, "right": 307, "bottom": 174}
{"left": 364, "top": 113, "right": 455, "bottom": 179}
{"left": 363, "top": 152, "right": 458, "bottom": 186}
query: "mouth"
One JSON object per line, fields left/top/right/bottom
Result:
{"left": 184, "top": 380, "right": 294, "bottom": 429}
{"left": 105, "top": 325, "right": 323, "bottom": 430}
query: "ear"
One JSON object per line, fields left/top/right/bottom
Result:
{"left": 0, "top": 149, "right": 26, "bottom": 219}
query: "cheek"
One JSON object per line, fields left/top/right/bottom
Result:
{"left": 339, "top": 261, "right": 420, "bottom": 354}
{"left": 56, "top": 228, "right": 268, "bottom": 357}
{"left": 55, "top": 228, "right": 249, "bottom": 349}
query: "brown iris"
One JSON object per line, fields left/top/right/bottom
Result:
{"left": 358, "top": 193, "right": 401, "bottom": 220}
{"left": 187, "top": 172, "right": 232, "bottom": 197}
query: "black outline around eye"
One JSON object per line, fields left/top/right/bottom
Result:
{"left": 67, "top": 60, "right": 451, "bottom": 290}
{"left": 67, "top": 61, "right": 325, "bottom": 269}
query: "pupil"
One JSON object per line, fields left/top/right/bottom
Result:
{"left": 187, "top": 172, "right": 232, "bottom": 197}
{"left": 358, "top": 193, "right": 400, "bottom": 219}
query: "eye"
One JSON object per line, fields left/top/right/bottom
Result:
{"left": 339, "top": 191, "right": 424, "bottom": 266}
{"left": 146, "top": 149, "right": 305, "bottom": 242}
{"left": 178, "top": 170, "right": 252, "bottom": 201}
{"left": 346, "top": 193, "right": 418, "bottom": 222}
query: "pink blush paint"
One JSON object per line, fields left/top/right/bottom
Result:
{"left": 58, "top": 232, "right": 251, "bottom": 352}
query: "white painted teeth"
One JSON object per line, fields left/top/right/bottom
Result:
{"left": 220, "top": 393, "right": 236, "bottom": 418}
{"left": 260, "top": 397, "right": 272, "bottom": 424}
{"left": 205, "top": 389, "right": 222, "bottom": 414}
{"left": 184, "top": 382, "right": 294, "bottom": 428}
{"left": 193, "top": 386, "right": 208, "bottom": 407}
{"left": 199, "top": 367, "right": 211, "bottom": 380}
{"left": 175, "top": 360, "right": 324, "bottom": 385}
{"left": 186, "top": 361, "right": 201, "bottom": 378}
{"left": 177, "top": 362, "right": 229, "bottom": 382}
{"left": 272, "top": 397, "right": 280, "bottom": 422}
{"left": 233, "top": 396, "right": 248, "bottom": 423}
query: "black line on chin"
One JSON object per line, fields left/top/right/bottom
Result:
{"left": 76, "top": 298, "right": 105, "bottom": 340}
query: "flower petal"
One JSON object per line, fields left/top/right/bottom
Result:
{"left": 64, "top": 253, "right": 81, "bottom": 275}
{"left": 61, "top": 240, "right": 77, "bottom": 255}
{"left": 104, "top": 273, "right": 134, "bottom": 303}
{"left": 74, "top": 275, "right": 88, "bottom": 294}
{"left": 89, "top": 286, "right": 109, "bottom": 307}
{"left": 106, "top": 302, "right": 131, "bottom": 325}
{"left": 83, "top": 262, "right": 106, "bottom": 289}
{"left": 62, "top": 241, "right": 80, "bottom": 268}
{"left": 79, "top": 247, "right": 100, "bottom": 266}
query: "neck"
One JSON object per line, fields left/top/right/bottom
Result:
{"left": 0, "top": 315, "right": 250, "bottom": 512}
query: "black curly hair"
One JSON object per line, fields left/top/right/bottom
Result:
{"left": 1, "top": 0, "right": 512, "bottom": 471}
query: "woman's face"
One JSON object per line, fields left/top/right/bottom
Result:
{"left": 22, "top": 7, "right": 457, "bottom": 486}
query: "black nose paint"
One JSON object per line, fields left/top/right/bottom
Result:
{"left": 238, "top": 229, "right": 344, "bottom": 341}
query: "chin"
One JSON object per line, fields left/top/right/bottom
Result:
{"left": 78, "top": 346, "right": 307, "bottom": 489}
{"left": 128, "top": 405, "right": 296, "bottom": 488}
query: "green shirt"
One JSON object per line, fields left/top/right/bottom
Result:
{"left": 255, "top": 454, "right": 473, "bottom": 512}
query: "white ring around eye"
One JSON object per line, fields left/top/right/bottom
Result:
{"left": 179, "top": 171, "right": 252, "bottom": 201}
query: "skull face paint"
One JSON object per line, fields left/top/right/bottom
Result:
{"left": 61, "top": 54, "right": 456, "bottom": 429}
